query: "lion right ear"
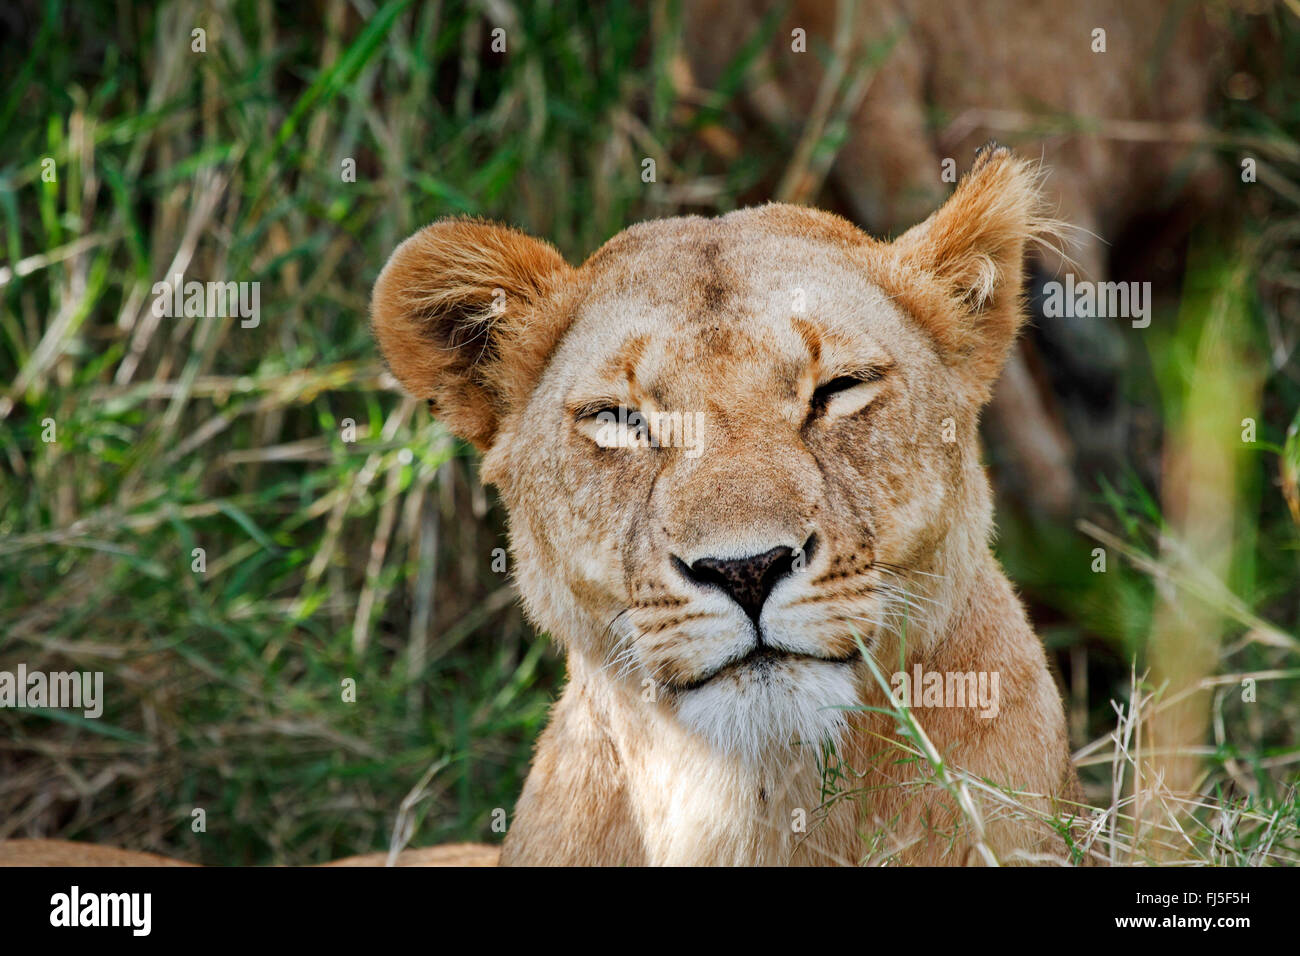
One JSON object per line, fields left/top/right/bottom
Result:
{"left": 370, "top": 219, "right": 572, "bottom": 450}
{"left": 889, "top": 146, "right": 1055, "bottom": 400}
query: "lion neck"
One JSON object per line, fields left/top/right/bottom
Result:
{"left": 566, "top": 653, "right": 851, "bottom": 865}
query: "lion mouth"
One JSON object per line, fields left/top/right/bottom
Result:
{"left": 673, "top": 645, "right": 858, "bottom": 692}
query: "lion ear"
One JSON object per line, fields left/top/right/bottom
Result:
{"left": 891, "top": 146, "right": 1052, "bottom": 396}
{"left": 371, "top": 219, "right": 572, "bottom": 450}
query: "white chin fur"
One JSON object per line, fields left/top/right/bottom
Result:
{"left": 674, "top": 658, "right": 858, "bottom": 766}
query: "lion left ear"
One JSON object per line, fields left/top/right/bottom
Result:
{"left": 371, "top": 218, "right": 573, "bottom": 451}
{"left": 890, "top": 146, "right": 1053, "bottom": 397}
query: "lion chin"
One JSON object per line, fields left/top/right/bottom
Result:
{"left": 672, "top": 651, "right": 860, "bottom": 767}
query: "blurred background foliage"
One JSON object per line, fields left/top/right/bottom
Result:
{"left": 0, "top": 0, "right": 1297, "bottom": 863}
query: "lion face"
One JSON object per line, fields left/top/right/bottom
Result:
{"left": 372, "top": 148, "right": 1046, "bottom": 764}
{"left": 498, "top": 215, "right": 975, "bottom": 762}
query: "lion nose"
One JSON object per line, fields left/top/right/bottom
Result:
{"left": 677, "top": 544, "right": 801, "bottom": 624}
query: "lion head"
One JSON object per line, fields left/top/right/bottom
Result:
{"left": 372, "top": 147, "right": 1052, "bottom": 766}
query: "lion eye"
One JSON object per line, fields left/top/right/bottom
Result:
{"left": 810, "top": 372, "right": 882, "bottom": 417}
{"left": 577, "top": 405, "right": 651, "bottom": 448}
{"left": 811, "top": 376, "right": 864, "bottom": 408}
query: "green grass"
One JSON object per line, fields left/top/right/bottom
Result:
{"left": 1, "top": 0, "right": 1298, "bottom": 864}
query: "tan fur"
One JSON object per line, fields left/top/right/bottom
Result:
{"left": 682, "top": 0, "right": 1218, "bottom": 269}
{"left": 0, "top": 839, "right": 499, "bottom": 867}
{"left": 372, "top": 149, "right": 1082, "bottom": 866}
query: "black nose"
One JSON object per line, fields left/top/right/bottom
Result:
{"left": 678, "top": 545, "right": 800, "bottom": 624}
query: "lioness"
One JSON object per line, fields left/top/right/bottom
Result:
{"left": 372, "top": 147, "right": 1083, "bottom": 866}
{"left": 682, "top": 0, "right": 1221, "bottom": 515}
